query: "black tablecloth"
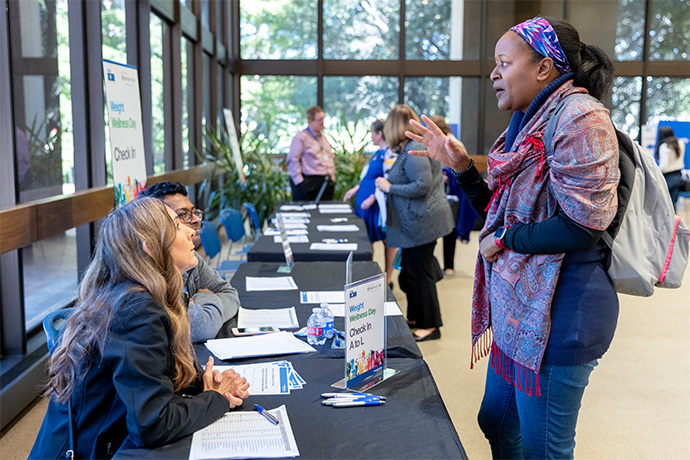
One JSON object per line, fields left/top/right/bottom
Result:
{"left": 114, "top": 261, "right": 466, "bottom": 459}
{"left": 115, "top": 356, "right": 466, "bottom": 459}
{"left": 246, "top": 206, "right": 373, "bottom": 263}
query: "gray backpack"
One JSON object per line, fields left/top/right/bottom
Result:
{"left": 545, "top": 94, "right": 690, "bottom": 297}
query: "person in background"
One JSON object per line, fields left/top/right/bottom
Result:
{"left": 430, "top": 115, "right": 478, "bottom": 276}
{"left": 655, "top": 126, "right": 686, "bottom": 210}
{"left": 29, "top": 198, "right": 249, "bottom": 459}
{"left": 375, "top": 105, "right": 453, "bottom": 342}
{"left": 407, "top": 16, "right": 620, "bottom": 458}
{"left": 140, "top": 181, "right": 240, "bottom": 342}
{"left": 343, "top": 119, "right": 398, "bottom": 285}
{"left": 286, "top": 105, "right": 336, "bottom": 201}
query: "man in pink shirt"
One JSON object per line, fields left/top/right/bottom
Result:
{"left": 286, "top": 106, "right": 336, "bottom": 201}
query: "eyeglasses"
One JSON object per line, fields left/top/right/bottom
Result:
{"left": 176, "top": 208, "right": 204, "bottom": 223}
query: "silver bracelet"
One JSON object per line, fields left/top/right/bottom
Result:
{"left": 451, "top": 158, "right": 475, "bottom": 180}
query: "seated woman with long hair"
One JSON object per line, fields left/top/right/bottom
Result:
{"left": 30, "top": 197, "right": 249, "bottom": 459}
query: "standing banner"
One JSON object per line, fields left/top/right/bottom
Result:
{"left": 223, "top": 108, "right": 245, "bottom": 183}
{"left": 103, "top": 59, "right": 147, "bottom": 206}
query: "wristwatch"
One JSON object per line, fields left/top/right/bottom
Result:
{"left": 494, "top": 226, "right": 510, "bottom": 250}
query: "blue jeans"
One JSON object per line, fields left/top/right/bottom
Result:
{"left": 477, "top": 357, "right": 598, "bottom": 460}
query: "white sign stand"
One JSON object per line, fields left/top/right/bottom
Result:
{"left": 275, "top": 213, "right": 294, "bottom": 273}
{"left": 103, "top": 59, "right": 147, "bottom": 206}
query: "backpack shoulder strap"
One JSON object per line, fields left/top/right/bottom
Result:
{"left": 543, "top": 93, "right": 591, "bottom": 161}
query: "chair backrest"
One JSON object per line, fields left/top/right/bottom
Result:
{"left": 219, "top": 208, "right": 246, "bottom": 242}
{"left": 43, "top": 307, "right": 74, "bottom": 354}
{"left": 199, "top": 221, "right": 222, "bottom": 260}
{"left": 243, "top": 202, "right": 261, "bottom": 234}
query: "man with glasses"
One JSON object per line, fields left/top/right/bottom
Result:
{"left": 140, "top": 181, "right": 240, "bottom": 341}
{"left": 287, "top": 105, "right": 336, "bottom": 201}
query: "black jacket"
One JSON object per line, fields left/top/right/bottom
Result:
{"left": 29, "top": 290, "right": 229, "bottom": 459}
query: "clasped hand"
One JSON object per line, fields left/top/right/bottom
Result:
{"left": 203, "top": 356, "right": 250, "bottom": 408}
{"left": 405, "top": 115, "right": 471, "bottom": 172}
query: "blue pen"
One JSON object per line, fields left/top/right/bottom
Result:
{"left": 322, "top": 238, "right": 348, "bottom": 244}
{"left": 254, "top": 404, "right": 279, "bottom": 425}
{"left": 332, "top": 400, "right": 386, "bottom": 408}
{"left": 321, "top": 392, "right": 383, "bottom": 399}
{"left": 322, "top": 397, "right": 383, "bottom": 405}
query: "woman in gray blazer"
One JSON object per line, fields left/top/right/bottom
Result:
{"left": 375, "top": 105, "right": 453, "bottom": 341}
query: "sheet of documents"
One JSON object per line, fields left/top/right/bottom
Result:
{"left": 300, "top": 291, "right": 344, "bottom": 304}
{"left": 237, "top": 306, "right": 300, "bottom": 329}
{"left": 310, "top": 242, "right": 358, "bottom": 251}
{"left": 263, "top": 228, "right": 308, "bottom": 236}
{"left": 277, "top": 212, "right": 311, "bottom": 218}
{"left": 283, "top": 222, "right": 308, "bottom": 229}
{"left": 212, "top": 361, "right": 304, "bottom": 394}
{"left": 274, "top": 235, "right": 309, "bottom": 243}
{"left": 328, "top": 301, "right": 403, "bottom": 317}
{"left": 205, "top": 331, "right": 316, "bottom": 360}
{"left": 245, "top": 276, "right": 298, "bottom": 292}
{"left": 281, "top": 204, "right": 316, "bottom": 211}
{"left": 189, "top": 405, "right": 299, "bottom": 459}
{"left": 316, "top": 224, "right": 360, "bottom": 232}
{"left": 318, "top": 204, "right": 352, "bottom": 213}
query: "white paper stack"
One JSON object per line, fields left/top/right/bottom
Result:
{"left": 205, "top": 332, "right": 316, "bottom": 360}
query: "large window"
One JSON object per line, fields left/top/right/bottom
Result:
{"left": 150, "top": 14, "right": 168, "bottom": 175}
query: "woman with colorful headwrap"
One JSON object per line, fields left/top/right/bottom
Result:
{"left": 406, "top": 17, "right": 619, "bottom": 459}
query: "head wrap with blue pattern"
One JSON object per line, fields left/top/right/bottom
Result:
{"left": 510, "top": 17, "right": 571, "bottom": 74}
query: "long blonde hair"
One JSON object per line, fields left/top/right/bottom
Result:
{"left": 383, "top": 104, "right": 421, "bottom": 152}
{"left": 46, "top": 198, "right": 197, "bottom": 403}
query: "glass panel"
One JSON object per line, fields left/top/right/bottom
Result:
{"left": 646, "top": 77, "right": 690, "bottom": 125}
{"left": 323, "top": 76, "right": 398, "bottom": 125}
{"left": 405, "top": 0, "right": 467, "bottom": 60}
{"left": 150, "top": 14, "right": 167, "bottom": 176}
{"left": 14, "top": 2, "right": 75, "bottom": 203}
{"left": 611, "top": 76, "right": 642, "bottom": 141}
{"left": 102, "top": 0, "right": 126, "bottom": 63}
{"left": 240, "top": 0, "right": 318, "bottom": 59}
{"left": 182, "top": 38, "right": 194, "bottom": 169}
{"left": 240, "top": 75, "right": 317, "bottom": 153}
{"left": 17, "top": 0, "right": 56, "bottom": 58}
{"left": 202, "top": 52, "right": 211, "bottom": 156}
{"left": 323, "top": 0, "right": 399, "bottom": 60}
{"left": 23, "top": 230, "right": 78, "bottom": 331}
{"left": 615, "top": 0, "right": 646, "bottom": 60}
{"left": 649, "top": 0, "right": 690, "bottom": 60}
{"left": 201, "top": 0, "right": 210, "bottom": 29}
{"left": 404, "top": 77, "right": 480, "bottom": 155}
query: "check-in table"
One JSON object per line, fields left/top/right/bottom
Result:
{"left": 246, "top": 204, "right": 374, "bottom": 263}
{"left": 115, "top": 261, "right": 467, "bottom": 459}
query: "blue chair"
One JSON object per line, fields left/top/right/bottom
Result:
{"left": 43, "top": 307, "right": 74, "bottom": 354}
{"left": 243, "top": 202, "right": 262, "bottom": 241}
{"left": 199, "top": 221, "right": 243, "bottom": 277}
{"left": 219, "top": 208, "right": 252, "bottom": 259}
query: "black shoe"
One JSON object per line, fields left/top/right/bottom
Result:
{"left": 414, "top": 328, "right": 441, "bottom": 342}
{"left": 388, "top": 281, "right": 394, "bottom": 290}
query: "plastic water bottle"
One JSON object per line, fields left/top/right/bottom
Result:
{"left": 321, "top": 302, "right": 335, "bottom": 339}
{"left": 307, "top": 308, "right": 326, "bottom": 345}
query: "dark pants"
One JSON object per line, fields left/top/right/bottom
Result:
{"left": 664, "top": 170, "right": 682, "bottom": 210}
{"left": 398, "top": 241, "right": 444, "bottom": 329}
{"left": 442, "top": 198, "right": 460, "bottom": 270}
{"left": 291, "top": 175, "right": 334, "bottom": 202}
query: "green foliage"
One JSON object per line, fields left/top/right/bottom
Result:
{"left": 201, "top": 127, "right": 291, "bottom": 229}
{"left": 328, "top": 115, "right": 370, "bottom": 201}
{"left": 21, "top": 115, "right": 62, "bottom": 191}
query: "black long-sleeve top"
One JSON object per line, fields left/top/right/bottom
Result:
{"left": 453, "top": 165, "right": 604, "bottom": 253}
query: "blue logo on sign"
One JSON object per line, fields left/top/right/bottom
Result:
{"left": 107, "top": 70, "right": 115, "bottom": 81}
{"left": 349, "top": 291, "right": 357, "bottom": 298}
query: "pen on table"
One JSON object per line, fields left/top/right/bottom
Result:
{"left": 322, "top": 238, "right": 348, "bottom": 244}
{"left": 321, "top": 395, "right": 386, "bottom": 402}
{"left": 332, "top": 400, "right": 386, "bottom": 408}
{"left": 254, "top": 404, "right": 279, "bottom": 425}
{"left": 321, "top": 392, "right": 385, "bottom": 399}
{"left": 322, "top": 397, "right": 384, "bottom": 405}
